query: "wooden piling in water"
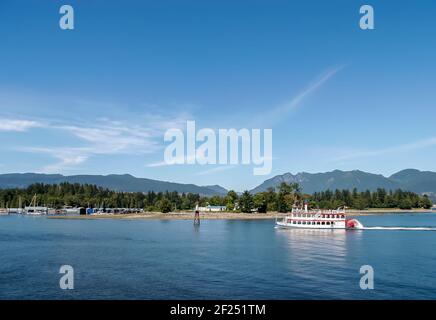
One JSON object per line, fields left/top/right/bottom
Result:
{"left": 194, "top": 210, "right": 200, "bottom": 225}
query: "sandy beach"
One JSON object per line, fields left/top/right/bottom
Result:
{"left": 47, "top": 208, "right": 433, "bottom": 221}
{"left": 48, "top": 212, "right": 281, "bottom": 220}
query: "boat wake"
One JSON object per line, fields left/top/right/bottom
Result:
{"left": 347, "top": 219, "right": 436, "bottom": 231}
{"left": 361, "top": 226, "right": 436, "bottom": 231}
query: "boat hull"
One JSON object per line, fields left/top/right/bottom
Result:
{"left": 276, "top": 221, "right": 346, "bottom": 229}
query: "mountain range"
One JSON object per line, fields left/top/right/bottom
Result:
{"left": 1, "top": 169, "right": 436, "bottom": 200}
{"left": 250, "top": 169, "right": 436, "bottom": 200}
{"left": 0, "top": 173, "right": 227, "bottom": 196}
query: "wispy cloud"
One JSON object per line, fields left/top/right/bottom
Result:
{"left": 57, "top": 123, "right": 158, "bottom": 155}
{"left": 284, "top": 65, "right": 345, "bottom": 112}
{"left": 195, "top": 166, "right": 236, "bottom": 176}
{"left": 146, "top": 154, "right": 197, "bottom": 168}
{"left": 0, "top": 119, "right": 43, "bottom": 132}
{"left": 146, "top": 160, "right": 169, "bottom": 168}
{"left": 252, "top": 65, "right": 345, "bottom": 127}
{"left": 7, "top": 112, "right": 189, "bottom": 172}
{"left": 15, "top": 147, "right": 91, "bottom": 173}
{"left": 334, "top": 136, "right": 436, "bottom": 162}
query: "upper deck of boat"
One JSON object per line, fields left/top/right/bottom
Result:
{"left": 290, "top": 209, "right": 346, "bottom": 220}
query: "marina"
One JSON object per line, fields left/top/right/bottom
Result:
{"left": 0, "top": 194, "right": 145, "bottom": 216}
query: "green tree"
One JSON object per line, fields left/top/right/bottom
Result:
{"left": 420, "top": 195, "right": 433, "bottom": 209}
{"left": 277, "top": 182, "right": 300, "bottom": 212}
{"left": 156, "top": 198, "right": 172, "bottom": 213}
{"left": 253, "top": 193, "right": 267, "bottom": 213}
{"left": 225, "top": 190, "right": 238, "bottom": 211}
{"left": 239, "top": 191, "right": 254, "bottom": 213}
{"left": 352, "top": 197, "right": 366, "bottom": 210}
{"left": 264, "top": 187, "right": 278, "bottom": 211}
{"left": 398, "top": 198, "right": 413, "bottom": 210}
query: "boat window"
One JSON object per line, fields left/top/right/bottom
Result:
{"left": 326, "top": 221, "right": 330, "bottom": 225}
{"left": 321, "top": 222, "right": 325, "bottom": 225}
{"left": 317, "top": 222, "right": 320, "bottom": 225}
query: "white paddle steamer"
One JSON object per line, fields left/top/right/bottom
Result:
{"left": 276, "top": 204, "right": 362, "bottom": 229}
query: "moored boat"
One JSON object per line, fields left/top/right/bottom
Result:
{"left": 24, "top": 206, "right": 48, "bottom": 215}
{"left": 23, "top": 194, "right": 48, "bottom": 215}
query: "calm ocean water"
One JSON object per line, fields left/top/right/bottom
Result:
{"left": 1, "top": 213, "right": 436, "bottom": 300}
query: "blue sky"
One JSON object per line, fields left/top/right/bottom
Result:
{"left": 1, "top": 0, "right": 436, "bottom": 191}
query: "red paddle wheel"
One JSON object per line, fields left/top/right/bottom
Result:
{"left": 346, "top": 219, "right": 363, "bottom": 229}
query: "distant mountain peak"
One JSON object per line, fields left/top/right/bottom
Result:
{"left": 203, "top": 185, "right": 228, "bottom": 195}
{"left": 250, "top": 169, "right": 436, "bottom": 201}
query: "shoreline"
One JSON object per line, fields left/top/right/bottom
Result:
{"left": 47, "top": 208, "right": 434, "bottom": 221}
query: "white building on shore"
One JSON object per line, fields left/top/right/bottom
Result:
{"left": 198, "top": 205, "right": 227, "bottom": 212}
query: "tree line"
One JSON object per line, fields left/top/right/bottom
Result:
{"left": 206, "top": 183, "right": 433, "bottom": 212}
{"left": 0, "top": 183, "right": 200, "bottom": 213}
{"left": 0, "top": 182, "right": 432, "bottom": 213}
